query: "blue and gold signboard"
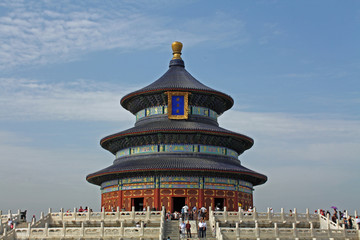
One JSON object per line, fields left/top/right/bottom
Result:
{"left": 166, "top": 92, "right": 189, "bottom": 119}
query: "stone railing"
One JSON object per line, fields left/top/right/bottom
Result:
{"left": 218, "top": 224, "right": 360, "bottom": 240}
{"left": 211, "top": 208, "right": 360, "bottom": 240}
{"left": 319, "top": 212, "right": 360, "bottom": 231}
{"left": 158, "top": 207, "right": 165, "bottom": 240}
{"left": 0, "top": 210, "right": 23, "bottom": 236}
{"left": 213, "top": 207, "right": 319, "bottom": 225}
{"left": 2, "top": 207, "right": 165, "bottom": 240}
{"left": 47, "top": 206, "right": 163, "bottom": 224}
{"left": 13, "top": 223, "right": 161, "bottom": 239}
{"left": 1, "top": 210, "right": 20, "bottom": 224}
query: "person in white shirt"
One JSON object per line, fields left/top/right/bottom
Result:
{"left": 179, "top": 221, "right": 186, "bottom": 238}
{"left": 202, "top": 220, "right": 207, "bottom": 238}
{"left": 198, "top": 220, "right": 203, "bottom": 238}
{"left": 356, "top": 216, "right": 360, "bottom": 228}
{"left": 182, "top": 204, "right": 189, "bottom": 220}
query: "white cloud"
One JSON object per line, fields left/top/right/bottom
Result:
{"left": 0, "top": 1, "right": 249, "bottom": 71}
{"left": 0, "top": 130, "right": 104, "bottom": 217}
{"left": 219, "top": 110, "right": 360, "bottom": 212}
{"left": 0, "top": 78, "right": 133, "bottom": 121}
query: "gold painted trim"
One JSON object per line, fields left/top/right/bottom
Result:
{"left": 166, "top": 91, "right": 189, "bottom": 120}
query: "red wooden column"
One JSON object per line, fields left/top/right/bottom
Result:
{"left": 235, "top": 182, "right": 239, "bottom": 210}
{"left": 154, "top": 176, "right": 161, "bottom": 210}
{"left": 199, "top": 177, "right": 204, "bottom": 208}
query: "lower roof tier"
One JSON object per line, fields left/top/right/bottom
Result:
{"left": 100, "top": 118, "right": 254, "bottom": 155}
{"left": 86, "top": 153, "right": 267, "bottom": 186}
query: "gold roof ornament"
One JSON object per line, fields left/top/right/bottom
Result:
{"left": 172, "top": 41, "right": 183, "bottom": 60}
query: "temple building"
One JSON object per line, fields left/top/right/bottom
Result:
{"left": 86, "top": 42, "right": 267, "bottom": 212}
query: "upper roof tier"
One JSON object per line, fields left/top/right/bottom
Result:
{"left": 120, "top": 42, "right": 234, "bottom": 115}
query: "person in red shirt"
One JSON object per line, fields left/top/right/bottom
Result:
{"left": 186, "top": 221, "right": 191, "bottom": 238}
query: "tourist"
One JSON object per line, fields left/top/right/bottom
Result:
{"left": 270, "top": 208, "right": 274, "bottom": 213}
{"left": 135, "top": 222, "right": 140, "bottom": 228}
{"left": 356, "top": 216, "right": 360, "bottom": 228}
{"left": 179, "top": 221, "right": 186, "bottom": 238}
{"left": 326, "top": 210, "right": 331, "bottom": 219}
{"left": 348, "top": 216, "right": 353, "bottom": 229}
{"left": 197, "top": 209, "right": 202, "bottom": 221}
{"left": 78, "top": 206, "right": 84, "bottom": 212}
{"left": 248, "top": 206, "right": 253, "bottom": 216}
{"left": 198, "top": 220, "right": 203, "bottom": 238}
{"left": 332, "top": 213, "right": 337, "bottom": 223}
{"left": 202, "top": 219, "right": 207, "bottom": 238}
{"left": 185, "top": 220, "right": 191, "bottom": 238}
{"left": 7, "top": 218, "right": 13, "bottom": 230}
{"left": 173, "top": 211, "right": 179, "bottom": 220}
{"left": 192, "top": 206, "right": 197, "bottom": 220}
{"left": 167, "top": 236, "right": 171, "bottom": 240}
{"left": 289, "top": 209, "right": 292, "bottom": 217}
{"left": 182, "top": 204, "right": 189, "bottom": 220}
{"left": 31, "top": 215, "right": 36, "bottom": 225}
{"left": 166, "top": 211, "right": 172, "bottom": 221}
{"left": 200, "top": 206, "right": 207, "bottom": 218}
{"left": 344, "top": 217, "right": 348, "bottom": 229}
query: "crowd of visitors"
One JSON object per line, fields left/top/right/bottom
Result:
{"left": 170, "top": 205, "right": 209, "bottom": 238}
{"left": 166, "top": 204, "right": 208, "bottom": 222}
{"left": 316, "top": 208, "right": 359, "bottom": 229}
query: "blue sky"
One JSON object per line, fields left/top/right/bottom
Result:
{"left": 0, "top": 0, "right": 359, "bottom": 217}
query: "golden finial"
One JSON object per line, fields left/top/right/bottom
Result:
{"left": 172, "top": 41, "right": 183, "bottom": 60}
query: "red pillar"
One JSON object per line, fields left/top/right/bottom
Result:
{"left": 235, "top": 190, "right": 239, "bottom": 210}
{"left": 154, "top": 188, "right": 160, "bottom": 210}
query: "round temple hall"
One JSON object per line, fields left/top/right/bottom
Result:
{"left": 86, "top": 42, "right": 267, "bottom": 212}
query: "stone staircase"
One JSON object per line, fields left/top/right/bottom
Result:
{"left": 163, "top": 221, "right": 180, "bottom": 239}
{"left": 163, "top": 220, "right": 216, "bottom": 240}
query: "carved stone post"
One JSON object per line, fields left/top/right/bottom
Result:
{"left": 267, "top": 207, "right": 272, "bottom": 221}
{"left": 74, "top": 207, "right": 77, "bottom": 221}
{"left": 86, "top": 209, "right": 90, "bottom": 221}
{"left": 63, "top": 222, "right": 66, "bottom": 237}
{"left": 101, "top": 207, "right": 105, "bottom": 221}
{"left": 292, "top": 222, "right": 297, "bottom": 238}
{"left": 274, "top": 222, "right": 279, "bottom": 238}
{"left": 310, "top": 222, "right": 315, "bottom": 238}
{"left": 280, "top": 208, "right": 285, "bottom": 222}
{"left": 101, "top": 221, "right": 104, "bottom": 238}
{"left": 294, "top": 208, "right": 298, "bottom": 223}
{"left": 224, "top": 206, "right": 228, "bottom": 223}
{"left": 132, "top": 206, "right": 135, "bottom": 221}
{"left": 255, "top": 221, "right": 260, "bottom": 238}
{"left": 140, "top": 221, "right": 144, "bottom": 236}
{"left": 306, "top": 208, "right": 310, "bottom": 222}
{"left": 120, "top": 221, "right": 124, "bottom": 237}
{"left": 235, "top": 222, "right": 239, "bottom": 238}
{"left": 27, "top": 222, "right": 31, "bottom": 238}
{"left": 253, "top": 207, "right": 258, "bottom": 221}
{"left": 45, "top": 223, "right": 48, "bottom": 237}
{"left": 146, "top": 206, "right": 150, "bottom": 222}
{"left": 81, "top": 222, "right": 84, "bottom": 237}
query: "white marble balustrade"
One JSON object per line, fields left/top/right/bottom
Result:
{"left": 49, "top": 206, "right": 162, "bottom": 224}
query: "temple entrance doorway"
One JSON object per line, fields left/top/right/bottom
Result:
{"left": 214, "top": 198, "right": 225, "bottom": 210}
{"left": 132, "top": 198, "right": 144, "bottom": 211}
{"left": 172, "top": 197, "right": 185, "bottom": 212}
